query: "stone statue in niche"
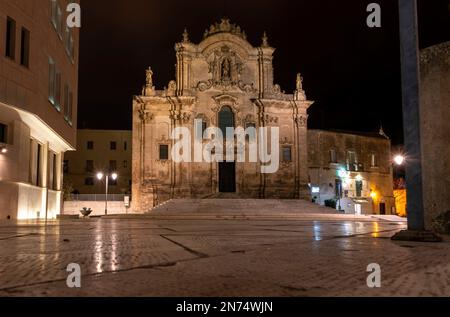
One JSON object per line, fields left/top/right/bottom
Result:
{"left": 221, "top": 58, "right": 231, "bottom": 81}
{"left": 197, "top": 45, "right": 255, "bottom": 92}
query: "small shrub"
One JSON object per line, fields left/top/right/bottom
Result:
{"left": 80, "top": 207, "right": 93, "bottom": 217}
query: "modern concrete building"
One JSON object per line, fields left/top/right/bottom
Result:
{"left": 307, "top": 129, "right": 395, "bottom": 215}
{"left": 64, "top": 129, "right": 132, "bottom": 195}
{"left": 0, "top": 0, "right": 79, "bottom": 220}
{"left": 420, "top": 41, "right": 450, "bottom": 229}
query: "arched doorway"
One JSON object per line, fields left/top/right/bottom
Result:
{"left": 218, "top": 106, "right": 236, "bottom": 193}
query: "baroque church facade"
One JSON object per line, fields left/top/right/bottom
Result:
{"left": 131, "top": 19, "right": 313, "bottom": 211}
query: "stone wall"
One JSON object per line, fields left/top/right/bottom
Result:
{"left": 63, "top": 201, "right": 131, "bottom": 217}
{"left": 420, "top": 41, "right": 450, "bottom": 229}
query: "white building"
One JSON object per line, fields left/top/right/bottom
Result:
{"left": 0, "top": 0, "right": 79, "bottom": 220}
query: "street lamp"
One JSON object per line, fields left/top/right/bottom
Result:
{"left": 394, "top": 155, "right": 405, "bottom": 166}
{"left": 96, "top": 172, "right": 118, "bottom": 215}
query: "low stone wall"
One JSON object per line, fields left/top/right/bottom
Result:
{"left": 63, "top": 201, "right": 133, "bottom": 216}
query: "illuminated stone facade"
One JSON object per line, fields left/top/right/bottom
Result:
{"left": 132, "top": 19, "right": 313, "bottom": 211}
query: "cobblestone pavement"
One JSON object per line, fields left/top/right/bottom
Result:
{"left": 0, "top": 215, "right": 449, "bottom": 297}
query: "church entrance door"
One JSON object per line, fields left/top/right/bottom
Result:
{"left": 219, "top": 162, "right": 236, "bottom": 193}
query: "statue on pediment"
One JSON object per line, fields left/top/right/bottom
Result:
{"left": 146, "top": 67, "right": 154, "bottom": 88}
{"left": 296, "top": 73, "right": 303, "bottom": 91}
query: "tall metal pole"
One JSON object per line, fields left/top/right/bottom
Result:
{"left": 392, "top": 0, "right": 441, "bottom": 242}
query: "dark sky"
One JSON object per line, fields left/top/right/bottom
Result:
{"left": 78, "top": 0, "right": 450, "bottom": 145}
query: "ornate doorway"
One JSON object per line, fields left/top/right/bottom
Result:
{"left": 218, "top": 106, "right": 236, "bottom": 192}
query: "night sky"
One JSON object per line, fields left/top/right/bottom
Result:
{"left": 78, "top": 0, "right": 450, "bottom": 145}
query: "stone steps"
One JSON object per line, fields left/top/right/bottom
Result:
{"left": 147, "top": 198, "right": 339, "bottom": 216}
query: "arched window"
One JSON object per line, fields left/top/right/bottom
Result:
{"left": 218, "top": 106, "right": 234, "bottom": 136}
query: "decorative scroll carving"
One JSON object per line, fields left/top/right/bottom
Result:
{"left": 261, "top": 114, "right": 279, "bottom": 125}
{"left": 294, "top": 114, "right": 308, "bottom": 127}
{"left": 169, "top": 112, "right": 191, "bottom": 123}
{"left": 138, "top": 109, "right": 154, "bottom": 123}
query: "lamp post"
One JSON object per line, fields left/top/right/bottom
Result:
{"left": 394, "top": 155, "right": 405, "bottom": 166}
{"left": 97, "top": 172, "right": 118, "bottom": 215}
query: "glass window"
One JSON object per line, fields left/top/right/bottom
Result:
{"left": 56, "top": 4, "right": 63, "bottom": 37}
{"left": 5, "top": 17, "right": 16, "bottom": 59}
{"left": 110, "top": 141, "right": 117, "bottom": 150}
{"left": 48, "top": 57, "right": 55, "bottom": 104}
{"left": 218, "top": 106, "right": 234, "bottom": 136}
{"left": 109, "top": 160, "right": 117, "bottom": 172}
{"left": 50, "top": 0, "right": 58, "bottom": 27}
{"left": 159, "top": 144, "right": 169, "bottom": 160}
{"left": 329, "top": 149, "right": 337, "bottom": 163}
{"left": 346, "top": 151, "right": 357, "bottom": 171}
{"left": 20, "top": 27, "right": 30, "bottom": 67}
{"left": 335, "top": 179, "right": 343, "bottom": 198}
{"left": 356, "top": 180, "right": 363, "bottom": 197}
{"left": 86, "top": 160, "right": 94, "bottom": 173}
{"left": 87, "top": 141, "right": 94, "bottom": 150}
{"left": 282, "top": 146, "right": 292, "bottom": 162}
{"left": 0, "top": 123, "right": 7, "bottom": 143}
{"left": 63, "top": 160, "right": 69, "bottom": 174}
{"left": 371, "top": 154, "right": 378, "bottom": 167}
{"left": 55, "top": 71, "right": 61, "bottom": 108}
{"left": 85, "top": 177, "right": 94, "bottom": 186}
